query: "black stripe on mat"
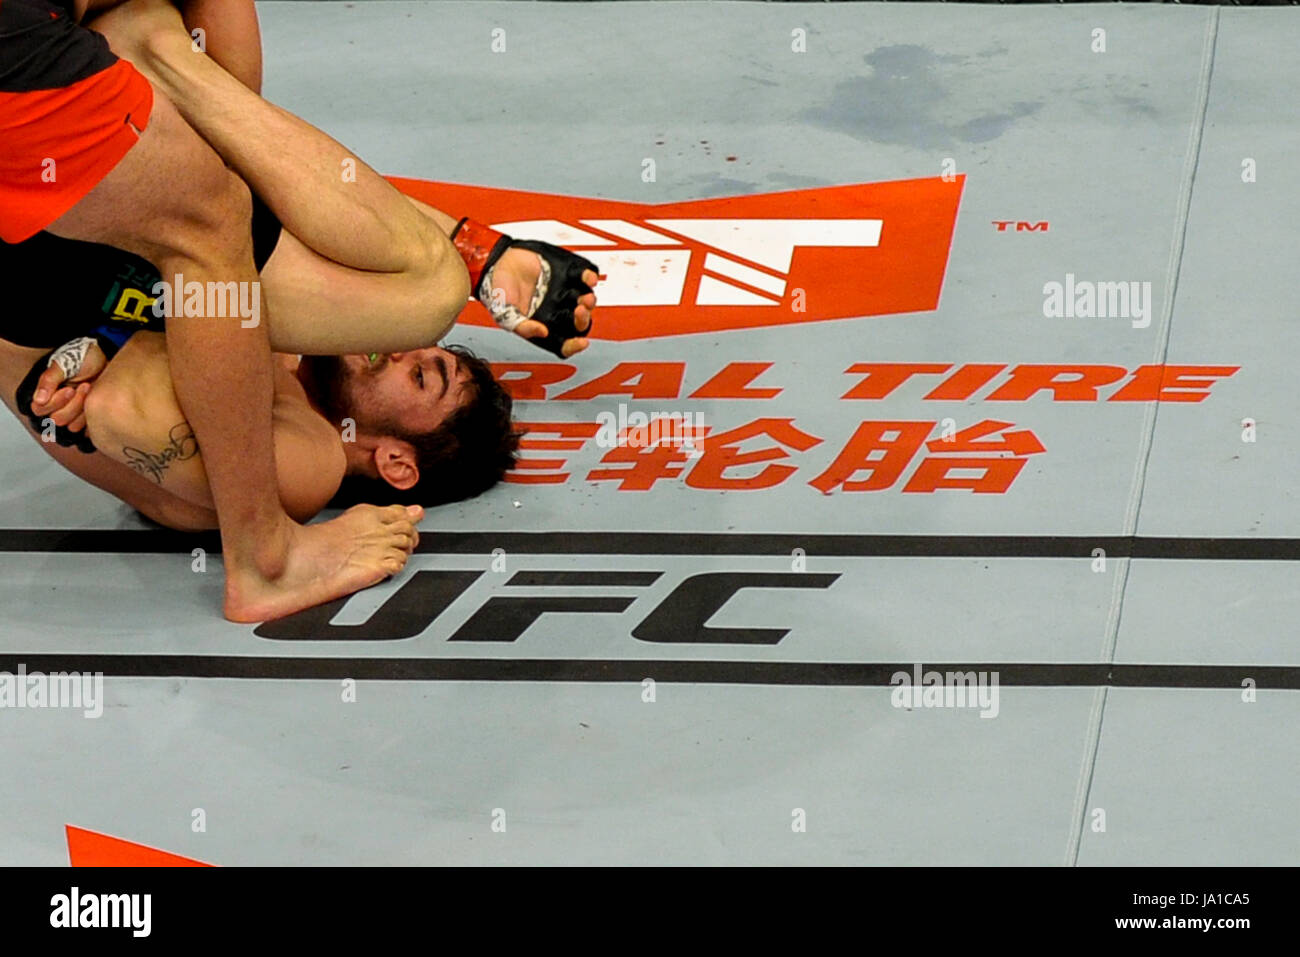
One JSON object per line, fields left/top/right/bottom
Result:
{"left": 0, "top": 656, "right": 1294, "bottom": 688}
{"left": 2, "top": 529, "right": 1300, "bottom": 560}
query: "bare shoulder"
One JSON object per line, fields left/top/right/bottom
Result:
{"left": 270, "top": 368, "right": 347, "bottom": 521}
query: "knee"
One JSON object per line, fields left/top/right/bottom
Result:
{"left": 205, "top": 170, "right": 254, "bottom": 254}
{"left": 158, "top": 168, "right": 254, "bottom": 274}
{"left": 82, "top": 365, "right": 141, "bottom": 450}
{"left": 419, "top": 231, "right": 472, "bottom": 340}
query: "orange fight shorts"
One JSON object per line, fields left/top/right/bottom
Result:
{"left": 0, "top": 0, "right": 153, "bottom": 243}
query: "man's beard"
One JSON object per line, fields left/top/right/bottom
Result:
{"left": 297, "top": 355, "right": 358, "bottom": 427}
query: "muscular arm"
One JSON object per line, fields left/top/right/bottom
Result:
{"left": 82, "top": 333, "right": 347, "bottom": 523}
{"left": 80, "top": 0, "right": 264, "bottom": 93}
{"left": 176, "top": 0, "right": 263, "bottom": 94}
{"left": 96, "top": 8, "right": 469, "bottom": 356}
{"left": 0, "top": 340, "right": 216, "bottom": 530}
{"left": 89, "top": 2, "right": 592, "bottom": 360}
{"left": 31, "top": 436, "right": 219, "bottom": 532}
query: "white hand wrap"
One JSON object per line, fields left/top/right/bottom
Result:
{"left": 47, "top": 337, "right": 98, "bottom": 381}
{"left": 478, "top": 255, "right": 551, "bottom": 334}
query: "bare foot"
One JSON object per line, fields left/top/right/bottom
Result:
{"left": 223, "top": 504, "right": 422, "bottom": 622}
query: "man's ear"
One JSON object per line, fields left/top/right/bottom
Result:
{"left": 372, "top": 437, "right": 420, "bottom": 491}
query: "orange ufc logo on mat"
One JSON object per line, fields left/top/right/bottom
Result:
{"left": 66, "top": 825, "right": 212, "bottom": 867}
{"left": 389, "top": 175, "right": 965, "bottom": 339}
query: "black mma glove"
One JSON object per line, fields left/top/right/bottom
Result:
{"left": 452, "top": 217, "right": 596, "bottom": 358}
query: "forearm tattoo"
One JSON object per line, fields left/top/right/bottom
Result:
{"left": 122, "top": 422, "right": 199, "bottom": 484}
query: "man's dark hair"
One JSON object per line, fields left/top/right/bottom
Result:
{"left": 330, "top": 344, "right": 519, "bottom": 508}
